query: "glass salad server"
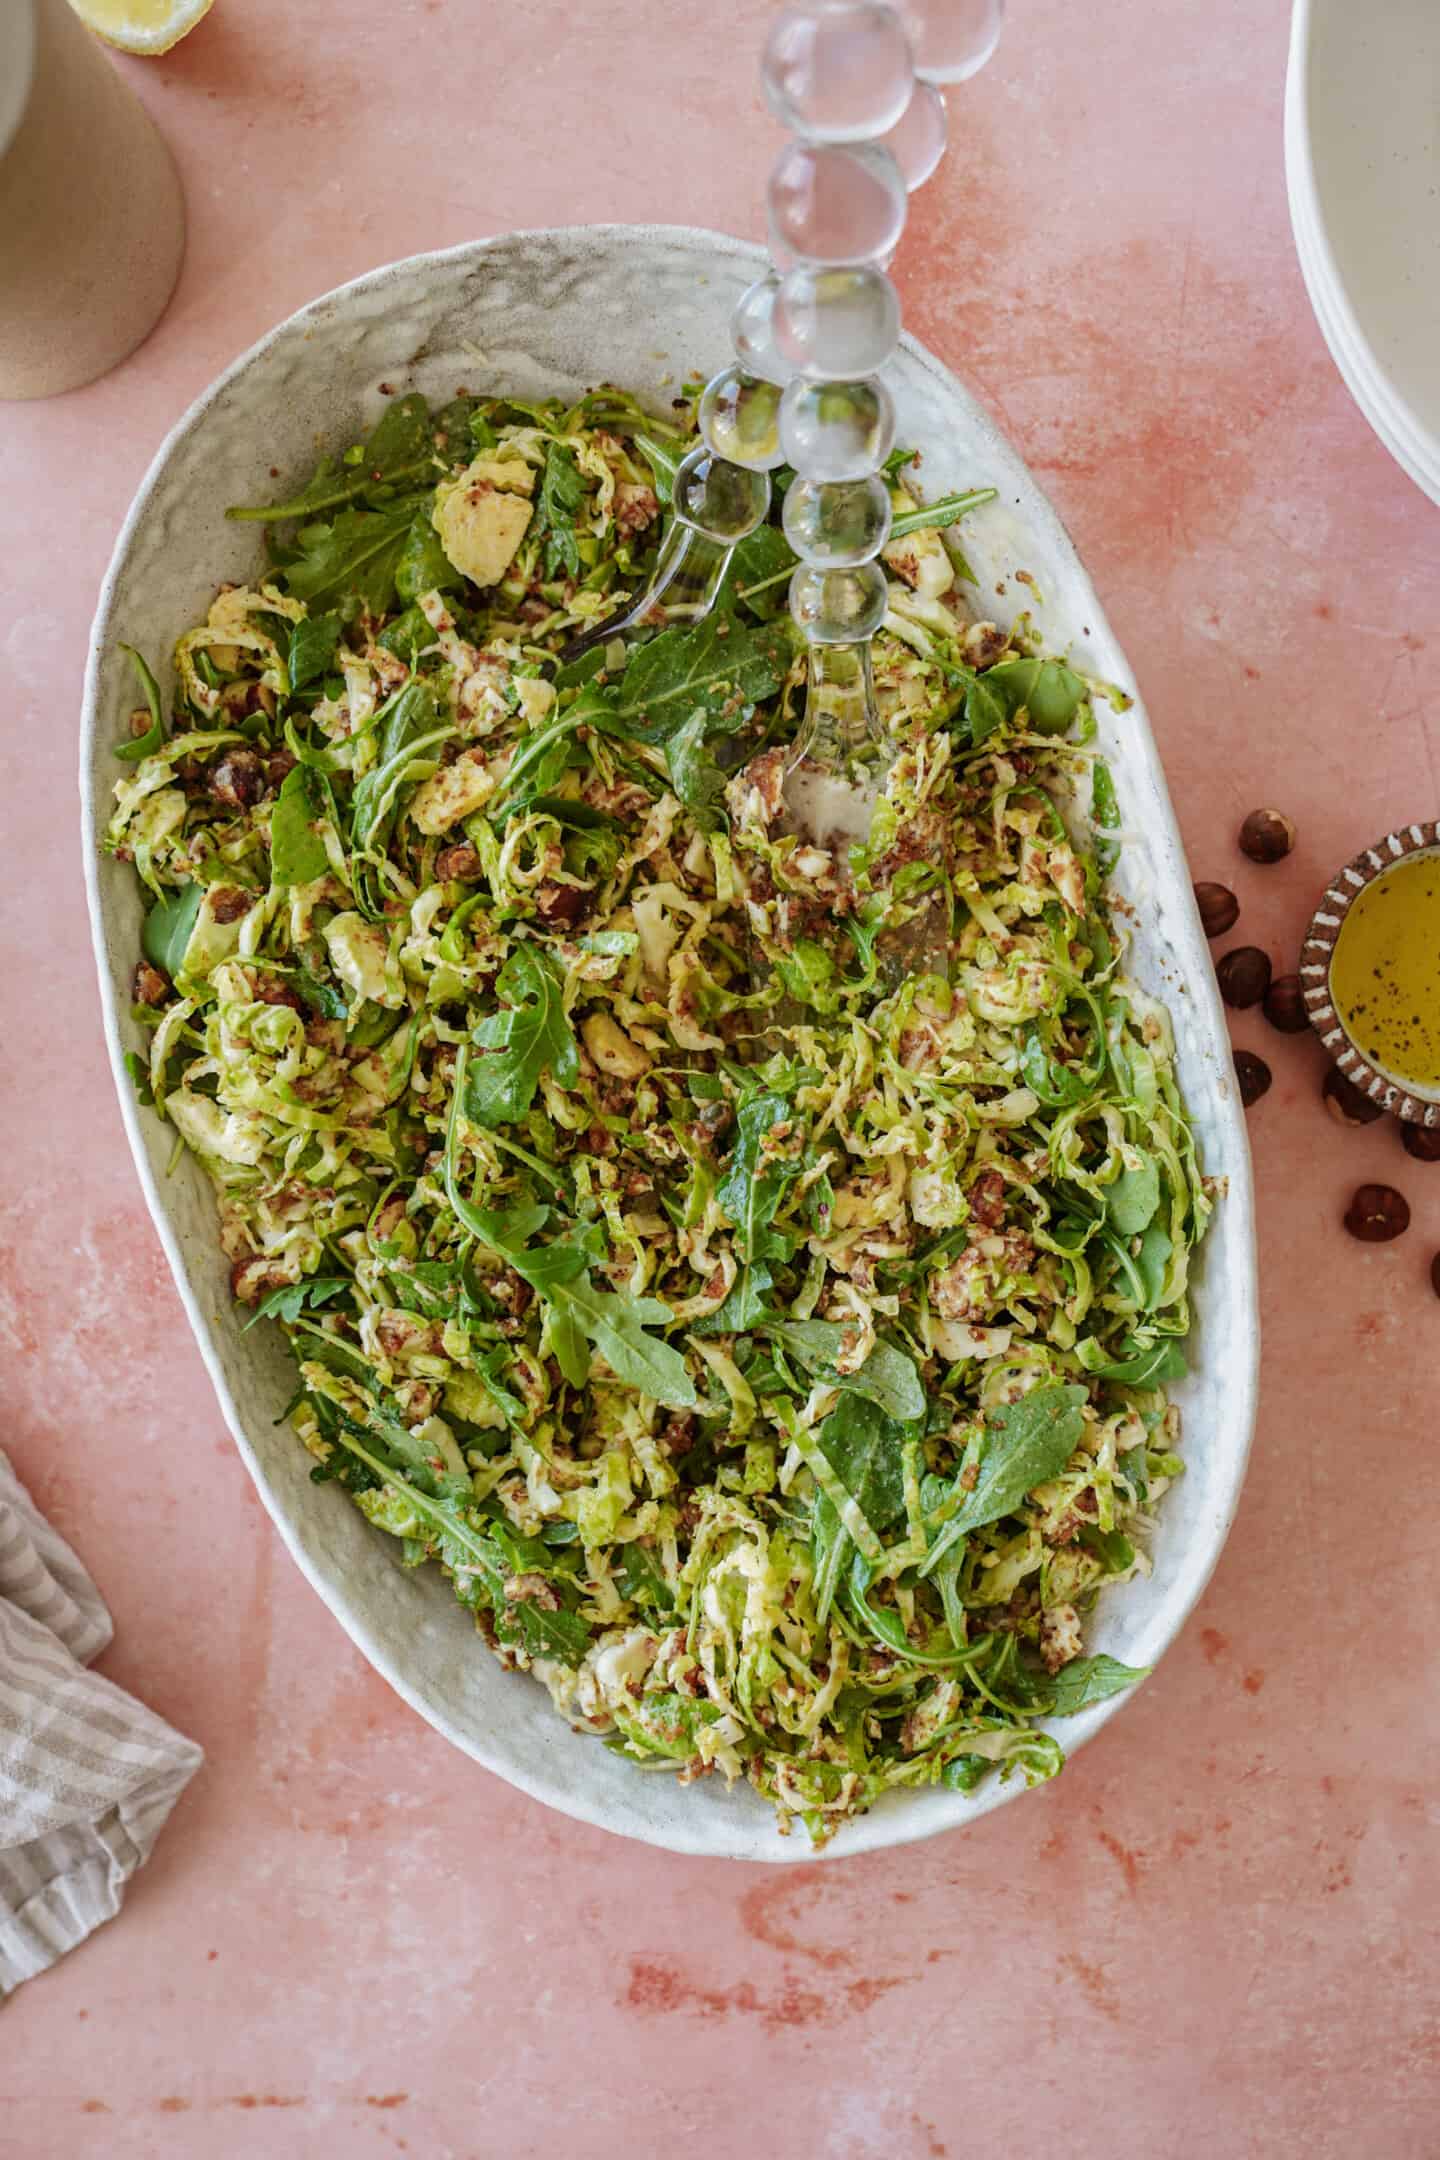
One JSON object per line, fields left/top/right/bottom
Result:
{"left": 565, "top": 0, "right": 1004, "bottom": 927}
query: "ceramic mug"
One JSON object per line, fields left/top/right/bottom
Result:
{"left": 0, "top": 0, "right": 185, "bottom": 400}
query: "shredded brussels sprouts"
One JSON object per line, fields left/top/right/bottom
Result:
{"left": 107, "top": 384, "right": 1210, "bottom": 1844}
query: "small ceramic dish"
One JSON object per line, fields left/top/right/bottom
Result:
{"left": 1301, "top": 822, "right": 1440, "bottom": 1128}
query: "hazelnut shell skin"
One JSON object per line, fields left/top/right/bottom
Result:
{"left": 1401, "top": 1123, "right": 1440, "bottom": 1164}
{"left": 1234, "top": 1049, "right": 1272, "bottom": 1107}
{"left": 1323, "top": 1068, "right": 1384, "bottom": 1126}
{"left": 1262, "top": 974, "right": 1308, "bottom": 1033}
{"left": 1343, "top": 1183, "right": 1411, "bottom": 1242}
{"left": 1239, "top": 808, "right": 1296, "bottom": 864}
{"left": 1217, "top": 946, "right": 1272, "bottom": 1010}
{"left": 1194, "top": 881, "right": 1240, "bottom": 939}
{"left": 1431, "top": 1252, "right": 1440, "bottom": 1301}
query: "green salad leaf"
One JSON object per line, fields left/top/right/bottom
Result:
{"left": 921, "top": 1386, "right": 1088, "bottom": 1571}
{"left": 466, "top": 947, "right": 578, "bottom": 1127}
{"left": 269, "top": 764, "right": 331, "bottom": 886}
{"left": 141, "top": 881, "right": 202, "bottom": 977}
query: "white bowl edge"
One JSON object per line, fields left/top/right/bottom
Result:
{"left": 79, "top": 225, "right": 1260, "bottom": 1863}
{"left": 1284, "top": 0, "right": 1440, "bottom": 506}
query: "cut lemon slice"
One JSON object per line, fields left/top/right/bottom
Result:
{"left": 67, "top": 0, "right": 215, "bottom": 56}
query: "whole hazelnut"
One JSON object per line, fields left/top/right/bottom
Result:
{"left": 1194, "top": 882, "right": 1240, "bottom": 938}
{"left": 1323, "top": 1067, "right": 1384, "bottom": 1126}
{"left": 1343, "top": 1183, "right": 1410, "bottom": 1242}
{"left": 1234, "top": 1049, "right": 1272, "bottom": 1107}
{"left": 1216, "top": 946, "right": 1271, "bottom": 1009}
{"left": 1431, "top": 1252, "right": 1440, "bottom": 1301}
{"left": 1262, "top": 973, "right": 1308, "bottom": 1033}
{"left": 1238, "top": 808, "right": 1296, "bottom": 864}
{"left": 1401, "top": 1122, "right": 1440, "bottom": 1164}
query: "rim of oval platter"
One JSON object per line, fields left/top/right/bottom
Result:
{"left": 79, "top": 225, "right": 1260, "bottom": 1861}
{"left": 1301, "top": 821, "right": 1440, "bottom": 1125}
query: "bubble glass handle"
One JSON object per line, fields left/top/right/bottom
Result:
{"left": 762, "top": 2, "right": 916, "bottom": 140}
{"left": 876, "top": 79, "right": 948, "bottom": 190}
{"left": 773, "top": 265, "right": 900, "bottom": 378}
{"left": 901, "top": 0, "right": 1004, "bottom": 83}
{"left": 767, "top": 141, "right": 908, "bottom": 266}
{"left": 730, "top": 275, "right": 796, "bottom": 385}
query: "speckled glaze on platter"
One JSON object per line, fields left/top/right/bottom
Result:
{"left": 1301, "top": 822, "right": 1440, "bottom": 1128}
{"left": 79, "top": 227, "right": 1259, "bottom": 1862}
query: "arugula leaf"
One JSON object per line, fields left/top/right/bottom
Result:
{"left": 550, "top": 1274, "right": 699, "bottom": 1408}
{"left": 846, "top": 1552, "right": 971, "bottom": 1665}
{"left": 616, "top": 1543, "right": 676, "bottom": 1614}
{"left": 492, "top": 1582, "right": 592, "bottom": 1665}
{"left": 1079, "top": 1524, "right": 1136, "bottom": 1574}
{"left": 813, "top": 1396, "right": 906, "bottom": 1537}
{"left": 284, "top": 493, "right": 431, "bottom": 620}
{"left": 775, "top": 940, "right": 839, "bottom": 1013}
{"left": 919, "top": 1384, "right": 1088, "bottom": 1573}
{"left": 227, "top": 393, "right": 436, "bottom": 524}
{"left": 328, "top": 1424, "right": 591, "bottom": 1664}
{"left": 605, "top": 610, "right": 795, "bottom": 746}
{"left": 287, "top": 611, "right": 342, "bottom": 692}
{"left": 376, "top": 604, "right": 432, "bottom": 663}
{"left": 484, "top": 711, "right": 588, "bottom": 819}
{"left": 141, "top": 882, "right": 202, "bottom": 978}
{"left": 349, "top": 681, "right": 442, "bottom": 848}
{"left": 534, "top": 443, "right": 585, "bottom": 579}
{"left": 716, "top": 1092, "right": 803, "bottom": 1261}
{"left": 1048, "top": 1652, "right": 1149, "bottom": 1713}
{"left": 465, "top": 946, "right": 577, "bottom": 1127}
{"left": 809, "top": 1493, "right": 850, "bottom": 1625}
{"left": 965, "top": 673, "right": 1008, "bottom": 749}
{"left": 1086, "top": 1339, "right": 1187, "bottom": 1385}
{"left": 269, "top": 763, "right": 331, "bottom": 886}
{"left": 1132, "top": 1224, "right": 1172, "bottom": 1311}
{"left": 1019, "top": 1027, "right": 1095, "bottom": 1107}
{"left": 1010, "top": 1652, "right": 1150, "bottom": 1716}
{"left": 242, "top": 1275, "right": 351, "bottom": 1330}
{"left": 462, "top": 1189, "right": 699, "bottom": 1411}
{"left": 731, "top": 521, "right": 797, "bottom": 620}
{"left": 395, "top": 505, "right": 463, "bottom": 602}
{"left": 942, "top": 1754, "right": 993, "bottom": 1793}
{"left": 633, "top": 432, "right": 680, "bottom": 504}
{"left": 388, "top": 1264, "right": 460, "bottom": 1320}
{"left": 983, "top": 656, "right": 1088, "bottom": 736}
{"left": 465, "top": 1198, "right": 554, "bottom": 1253}
{"left": 291, "top": 966, "right": 348, "bottom": 1019}
{"left": 664, "top": 710, "right": 728, "bottom": 832}
{"left": 690, "top": 1262, "right": 775, "bottom": 1338}
{"left": 122, "top": 1050, "right": 154, "bottom": 1105}
{"left": 763, "top": 1319, "right": 926, "bottom": 1425}
{"left": 1106, "top": 1158, "right": 1161, "bottom": 1236}
{"left": 114, "top": 644, "right": 165, "bottom": 763}
{"left": 290, "top": 1316, "right": 377, "bottom": 1389}
{"left": 363, "top": 393, "right": 436, "bottom": 473}
{"left": 887, "top": 486, "right": 996, "bottom": 540}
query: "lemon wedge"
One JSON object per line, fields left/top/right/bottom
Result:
{"left": 68, "top": 0, "right": 215, "bottom": 56}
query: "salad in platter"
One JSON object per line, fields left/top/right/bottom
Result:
{"left": 104, "top": 382, "right": 1210, "bottom": 1843}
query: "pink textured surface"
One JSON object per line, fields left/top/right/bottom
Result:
{"left": 2, "top": 0, "right": 1437, "bottom": 2150}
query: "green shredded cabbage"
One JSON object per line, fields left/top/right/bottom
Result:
{"left": 107, "top": 385, "right": 1210, "bottom": 1845}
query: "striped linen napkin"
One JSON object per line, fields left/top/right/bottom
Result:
{"left": 0, "top": 1453, "right": 202, "bottom": 1995}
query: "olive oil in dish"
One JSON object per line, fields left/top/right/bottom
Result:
{"left": 1329, "top": 851, "right": 1440, "bottom": 1090}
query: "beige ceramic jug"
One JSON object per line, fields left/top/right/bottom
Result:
{"left": 0, "top": 0, "right": 185, "bottom": 399}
